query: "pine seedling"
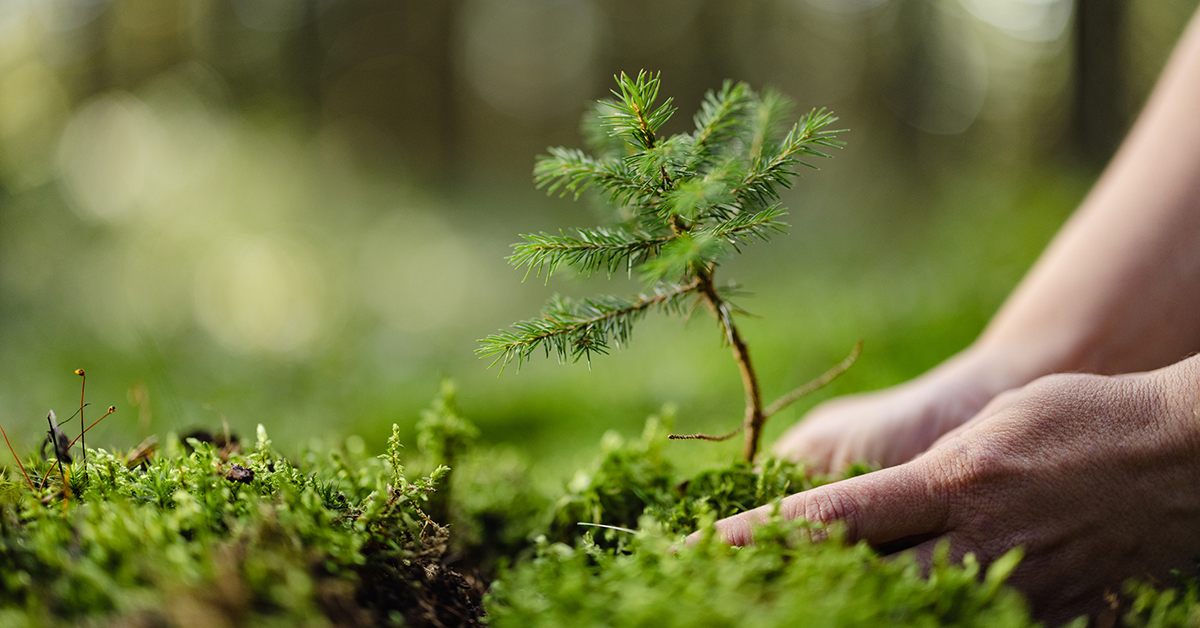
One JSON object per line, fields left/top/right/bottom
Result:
{"left": 479, "top": 71, "right": 859, "bottom": 462}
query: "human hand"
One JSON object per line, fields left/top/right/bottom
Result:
{"left": 773, "top": 348, "right": 1021, "bottom": 474}
{"left": 701, "top": 357, "right": 1200, "bottom": 622}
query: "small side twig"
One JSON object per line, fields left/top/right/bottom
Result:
{"left": 764, "top": 340, "right": 862, "bottom": 418}
{"left": 668, "top": 425, "right": 743, "bottom": 442}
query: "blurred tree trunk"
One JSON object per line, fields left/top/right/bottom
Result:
{"left": 412, "top": 0, "right": 463, "bottom": 186}
{"left": 1073, "top": 0, "right": 1126, "bottom": 164}
{"left": 305, "top": 0, "right": 463, "bottom": 185}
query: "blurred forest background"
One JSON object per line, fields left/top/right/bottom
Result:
{"left": 0, "top": 0, "right": 1196, "bottom": 467}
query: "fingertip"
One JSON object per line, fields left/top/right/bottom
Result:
{"left": 713, "top": 506, "right": 771, "bottom": 546}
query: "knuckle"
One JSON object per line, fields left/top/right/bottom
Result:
{"left": 790, "top": 486, "right": 859, "bottom": 538}
{"left": 919, "top": 444, "right": 981, "bottom": 519}
{"left": 1023, "top": 372, "right": 1107, "bottom": 403}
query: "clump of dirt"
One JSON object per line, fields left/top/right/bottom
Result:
{"left": 354, "top": 516, "right": 485, "bottom": 628}
{"left": 355, "top": 554, "right": 485, "bottom": 628}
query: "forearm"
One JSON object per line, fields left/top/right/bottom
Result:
{"left": 772, "top": 10, "right": 1200, "bottom": 471}
{"left": 973, "top": 8, "right": 1200, "bottom": 380}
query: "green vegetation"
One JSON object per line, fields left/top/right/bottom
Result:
{"left": 546, "top": 410, "right": 868, "bottom": 546}
{"left": 4, "top": 383, "right": 1200, "bottom": 627}
{"left": 0, "top": 414, "right": 483, "bottom": 627}
{"left": 4, "top": 73, "right": 1200, "bottom": 628}
{"left": 490, "top": 521, "right": 1038, "bottom": 628}
{"left": 479, "top": 71, "right": 859, "bottom": 461}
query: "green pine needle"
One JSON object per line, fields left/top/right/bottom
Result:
{"left": 735, "top": 108, "right": 844, "bottom": 206}
{"left": 603, "top": 70, "right": 677, "bottom": 150}
{"left": 477, "top": 281, "right": 703, "bottom": 372}
{"left": 691, "top": 80, "right": 753, "bottom": 164}
{"left": 534, "top": 147, "right": 646, "bottom": 204}
{"left": 482, "top": 73, "right": 845, "bottom": 382}
{"left": 509, "top": 228, "right": 672, "bottom": 280}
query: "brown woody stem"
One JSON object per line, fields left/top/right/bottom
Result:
{"left": 667, "top": 424, "right": 743, "bottom": 442}
{"left": 694, "top": 266, "right": 765, "bottom": 462}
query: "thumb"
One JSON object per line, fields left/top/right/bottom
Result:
{"left": 699, "top": 462, "right": 951, "bottom": 547}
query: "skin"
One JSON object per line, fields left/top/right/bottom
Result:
{"left": 699, "top": 359, "right": 1200, "bottom": 622}
{"left": 705, "top": 5, "right": 1200, "bottom": 621}
{"left": 774, "top": 5, "right": 1200, "bottom": 474}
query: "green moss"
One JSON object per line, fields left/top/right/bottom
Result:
{"left": 4, "top": 397, "right": 1200, "bottom": 627}
{"left": 548, "top": 411, "right": 868, "bottom": 546}
{"left": 499, "top": 415, "right": 1043, "bottom": 627}
{"left": 0, "top": 424, "right": 481, "bottom": 627}
{"left": 488, "top": 521, "right": 1040, "bottom": 628}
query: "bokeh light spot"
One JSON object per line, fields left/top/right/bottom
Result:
{"left": 960, "top": 0, "right": 1073, "bottom": 43}
{"left": 194, "top": 236, "right": 326, "bottom": 356}
{"left": 358, "top": 212, "right": 475, "bottom": 335}
{"left": 0, "top": 62, "right": 69, "bottom": 189}
{"left": 56, "top": 92, "right": 163, "bottom": 222}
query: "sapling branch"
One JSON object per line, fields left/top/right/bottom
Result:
{"left": 477, "top": 280, "right": 703, "bottom": 371}
{"left": 481, "top": 72, "right": 852, "bottom": 463}
{"left": 764, "top": 340, "right": 862, "bottom": 418}
{"left": 668, "top": 424, "right": 743, "bottom": 442}
{"left": 510, "top": 229, "right": 673, "bottom": 280}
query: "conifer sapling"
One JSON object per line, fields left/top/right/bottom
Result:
{"left": 478, "top": 71, "right": 860, "bottom": 462}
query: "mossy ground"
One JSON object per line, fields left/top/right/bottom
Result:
{"left": 0, "top": 423, "right": 481, "bottom": 627}
{"left": 2, "top": 395, "right": 1198, "bottom": 627}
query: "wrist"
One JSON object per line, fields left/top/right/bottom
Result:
{"left": 1149, "top": 353, "right": 1200, "bottom": 431}
{"left": 964, "top": 327, "right": 1103, "bottom": 387}
{"left": 928, "top": 342, "right": 1043, "bottom": 399}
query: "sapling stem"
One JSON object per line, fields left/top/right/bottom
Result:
{"left": 668, "top": 341, "right": 862, "bottom": 452}
{"left": 694, "top": 267, "right": 766, "bottom": 461}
